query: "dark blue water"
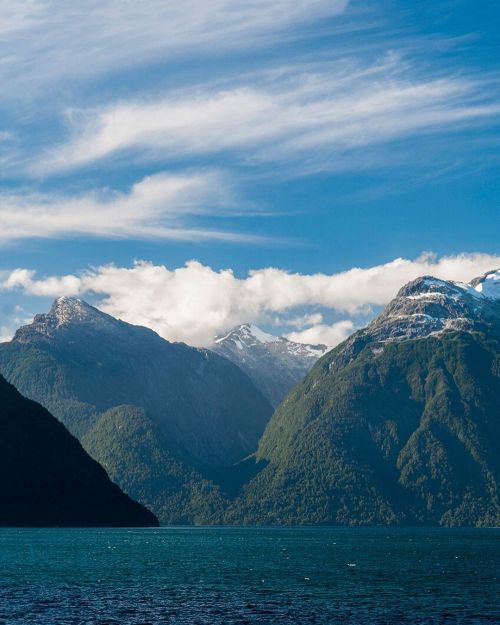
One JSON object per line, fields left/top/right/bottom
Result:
{"left": 0, "top": 527, "right": 498, "bottom": 624}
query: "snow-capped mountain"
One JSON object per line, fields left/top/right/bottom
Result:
{"left": 212, "top": 323, "right": 327, "bottom": 407}
{"left": 326, "top": 269, "right": 500, "bottom": 370}
{"left": 2, "top": 297, "right": 273, "bottom": 468}
{"left": 14, "top": 297, "right": 123, "bottom": 343}
{"left": 365, "top": 269, "right": 500, "bottom": 342}
{"left": 235, "top": 269, "right": 500, "bottom": 527}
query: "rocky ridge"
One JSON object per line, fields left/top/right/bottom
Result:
{"left": 328, "top": 270, "right": 500, "bottom": 371}
{"left": 213, "top": 323, "right": 327, "bottom": 407}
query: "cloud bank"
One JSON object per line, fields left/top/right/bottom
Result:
{"left": 3, "top": 252, "right": 499, "bottom": 347}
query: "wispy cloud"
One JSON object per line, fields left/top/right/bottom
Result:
{"left": 0, "top": 0, "right": 348, "bottom": 98}
{"left": 0, "top": 1, "right": 44, "bottom": 37}
{"left": 3, "top": 252, "right": 499, "bottom": 346}
{"left": 39, "top": 56, "right": 500, "bottom": 175}
{"left": 0, "top": 171, "right": 264, "bottom": 243}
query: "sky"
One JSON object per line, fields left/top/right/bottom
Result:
{"left": 0, "top": 0, "right": 499, "bottom": 346}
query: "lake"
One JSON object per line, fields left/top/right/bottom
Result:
{"left": 0, "top": 527, "right": 498, "bottom": 624}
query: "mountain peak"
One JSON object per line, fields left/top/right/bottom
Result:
{"left": 397, "top": 275, "right": 463, "bottom": 298}
{"left": 216, "top": 323, "right": 279, "bottom": 347}
{"left": 49, "top": 297, "right": 103, "bottom": 326}
{"left": 396, "top": 270, "right": 500, "bottom": 302}
{"left": 213, "top": 323, "right": 327, "bottom": 407}
{"left": 357, "top": 269, "right": 500, "bottom": 347}
{"left": 12, "top": 297, "right": 119, "bottom": 344}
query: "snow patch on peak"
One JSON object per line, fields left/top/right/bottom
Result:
{"left": 52, "top": 296, "right": 86, "bottom": 309}
{"left": 421, "top": 277, "right": 450, "bottom": 288}
{"left": 471, "top": 269, "right": 500, "bottom": 299}
{"left": 405, "top": 292, "right": 447, "bottom": 301}
{"left": 289, "top": 342, "right": 328, "bottom": 357}
{"left": 215, "top": 323, "right": 279, "bottom": 345}
{"left": 247, "top": 324, "right": 279, "bottom": 344}
{"left": 49, "top": 297, "right": 106, "bottom": 327}
{"left": 401, "top": 270, "right": 500, "bottom": 303}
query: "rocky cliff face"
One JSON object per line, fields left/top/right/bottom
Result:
{"left": 14, "top": 297, "right": 114, "bottom": 341}
{"left": 366, "top": 270, "right": 500, "bottom": 342}
{"left": 213, "top": 324, "right": 327, "bottom": 407}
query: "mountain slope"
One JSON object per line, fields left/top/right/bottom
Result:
{"left": 0, "top": 297, "right": 273, "bottom": 465}
{"left": 0, "top": 298, "right": 273, "bottom": 524}
{"left": 213, "top": 324, "right": 326, "bottom": 406}
{"left": 81, "top": 405, "right": 228, "bottom": 524}
{"left": 226, "top": 270, "right": 500, "bottom": 526}
{"left": 0, "top": 375, "right": 158, "bottom": 527}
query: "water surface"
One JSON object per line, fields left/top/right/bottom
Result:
{"left": 0, "top": 527, "right": 498, "bottom": 624}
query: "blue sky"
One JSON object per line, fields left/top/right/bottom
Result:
{"left": 0, "top": 0, "right": 499, "bottom": 345}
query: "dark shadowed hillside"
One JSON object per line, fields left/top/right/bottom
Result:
{"left": 0, "top": 375, "right": 158, "bottom": 527}
{"left": 81, "top": 405, "right": 229, "bottom": 524}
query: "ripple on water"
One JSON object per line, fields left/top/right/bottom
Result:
{"left": 0, "top": 527, "right": 498, "bottom": 624}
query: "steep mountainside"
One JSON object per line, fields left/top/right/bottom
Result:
{"left": 226, "top": 270, "right": 500, "bottom": 527}
{"left": 81, "top": 405, "right": 228, "bottom": 524}
{"left": 213, "top": 324, "right": 327, "bottom": 406}
{"left": 3, "top": 272, "right": 498, "bottom": 527}
{"left": 0, "top": 298, "right": 272, "bottom": 464}
{"left": 0, "top": 298, "right": 273, "bottom": 523}
{"left": 0, "top": 375, "right": 158, "bottom": 527}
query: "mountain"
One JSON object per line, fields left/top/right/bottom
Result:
{"left": 0, "top": 374, "right": 158, "bottom": 527}
{"left": 225, "top": 270, "right": 500, "bottom": 527}
{"left": 213, "top": 324, "right": 327, "bottom": 407}
{"left": 81, "top": 405, "right": 228, "bottom": 525}
{"left": 0, "top": 297, "right": 273, "bottom": 523}
{"left": 5, "top": 272, "right": 498, "bottom": 528}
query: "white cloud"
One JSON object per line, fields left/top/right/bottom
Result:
{"left": 40, "top": 55, "right": 500, "bottom": 174}
{"left": 0, "top": 1, "right": 43, "bottom": 37}
{"left": 0, "top": 0, "right": 348, "bottom": 96}
{"left": 2, "top": 252, "right": 499, "bottom": 347}
{"left": 0, "top": 304, "right": 33, "bottom": 343}
{"left": 2, "top": 269, "right": 82, "bottom": 297}
{"left": 286, "top": 320, "right": 354, "bottom": 347}
{"left": 283, "top": 312, "right": 324, "bottom": 329}
{"left": 0, "top": 171, "right": 263, "bottom": 243}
